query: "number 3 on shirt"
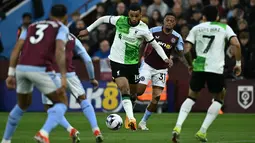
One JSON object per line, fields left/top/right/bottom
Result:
{"left": 30, "top": 24, "right": 49, "bottom": 44}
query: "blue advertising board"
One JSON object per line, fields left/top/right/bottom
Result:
{"left": 0, "top": 81, "right": 123, "bottom": 112}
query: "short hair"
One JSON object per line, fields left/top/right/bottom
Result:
{"left": 128, "top": 3, "right": 141, "bottom": 12}
{"left": 22, "top": 13, "right": 32, "bottom": 19}
{"left": 202, "top": 5, "right": 218, "bottom": 21}
{"left": 164, "top": 12, "right": 176, "bottom": 19}
{"left": 51, "top": 4, "right": 67, "bottom": 18}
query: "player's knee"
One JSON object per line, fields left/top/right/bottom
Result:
{"left": 46, "top": 91, "right": 68, "bottom": 106}
{"left": 18, "top": 102, "right": 30, "bottom": 110}
{"left": 119, "top": 86, "right": 130, "bottom": 95}
{"left": 130, "top": 94, "right": 137, "bottom": 102}
{"left": 77, "top": 95, "right": 86, "bottom": 103}
{"left": 152, "top": 95, "right": 160, "bottom": 104}
{"left": 17, "top": 94, "right": 32, "bottom": 110}
{"left": 188, "top": 88, "right": 199, "bottom": 99}
{"left": 43, "top": 104, "right": 53, "bottom": 111}
{"left": 213, "top": 93, "right": 224, "bottom": 103}
{"left": 137, "top": 85, "right": 146, "bottom": 96}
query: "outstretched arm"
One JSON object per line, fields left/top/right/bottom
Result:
{"left": 79, "top": 16, "right": 120, "bottom": 37}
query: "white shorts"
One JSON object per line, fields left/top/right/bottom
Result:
{"left": 16, "top": 69, "right": 59, "bottom": 95}
{"left": 139, "top": 62, "right": 168, "bottom": 88}
{"left": 42, "top": 73, "right": 85, "bottom": 105}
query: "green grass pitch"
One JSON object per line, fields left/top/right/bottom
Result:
{"left": 0, "top": 113, "right": 254, "bottom": 143}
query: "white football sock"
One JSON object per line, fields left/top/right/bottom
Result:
{"left": 1, "top": 139, "right": 11, "bottom": 143}
{"left": 122, "top": 99, "right": 134, "bottom": 120}
{"left": 176, "top": 98, "right": 195, "bottom": 128}
{"left": 200, "top": 101, "right": 222, "bottom": 133}
{"left": 66, "top": 126, "right": 73, "bottom": 133}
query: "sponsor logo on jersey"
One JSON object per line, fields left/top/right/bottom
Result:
{"left": 118, "top": 33, "right": 137, "bottom": 43}
{"left": 157, "top": 41, "right": 171, "bottom": 49}
{"left": 237, "top": 86, "right": 254, "bottom": 109}
{"left": 171, "top": 38, "right": 176, "bottom": 43}
{"left": 140, "top": 76, "right": 145, "bottom": 81}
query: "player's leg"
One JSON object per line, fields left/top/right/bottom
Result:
{"left": 42, "top": 98, "right": 79, "bottom": 143}
{"left": 124, "top": 62, "right": 150, "bottom": 129}
{"left": 67, "top": 75, "right": 103, "bottom": 142}
{"left": 129, "top": 84, "right": 138, "bottom": 107}
{"left": 139, "top": 86, "right": 163, "bottom": 131}
{"left": 110, "top": 61, "right": 137, "bottom": 130}
{"left": 115, "top": 77, "right": 137, "bottom": 130}
{"left": 139, "top": 68, "right": 166, "bottom": 130}
{"left": 31, "top": 72, "right": 68, "bottom": 143}
{"left": 195, "top": 73, "right": 225, "bottom": 142}
{"left": 1, "top": 71, "right": 33, "bottom": 143}
{"left": 172, "top": 72, "right": 205, "bottom": 143}
{"left": 41, "top": 74, "right": 79, "bottom": 142}
{"left": 123, "top": 83, "right": 139, "bottom": 129}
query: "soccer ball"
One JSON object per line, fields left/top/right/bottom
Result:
{"left": 106, "top": 114, "right": 123, "bottom": 130}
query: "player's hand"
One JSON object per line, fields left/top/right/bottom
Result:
{"left": 233, "top": 65, "right": 242, "bottom": 76}
{"left": 90, "top": 79, "right": 99, "bottom": 89}
{"left": 164, "top": 58, "right": 173, "bottom": 68}
{"left": 6, "top": 76, "right": 16, "bottom": 90}
{"left": 78, "top": 29, "right": 89, "bottom": 37}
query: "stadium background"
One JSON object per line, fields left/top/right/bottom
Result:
{"left": 0, "top": 1, "right": 255, "bottom": 142}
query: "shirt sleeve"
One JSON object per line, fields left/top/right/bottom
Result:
{"left": 226, "top": 25, "right": 237, "bottom": 41}
{"left": 186, "top": 26, "right": 196, "bottom": 44}
{"left": 74, "top": 38, "right": 95, "bottom": 79}
{"left": 176, "top": 35, "right": 184, "bottom": 51}
{"left": 143, "top": 27, "right": 155, "bottom": 43}
{"left": 19, "top": 29, "right": 27, "bottom": 40}
{"left": 56, "top": 24, "right": 69, "bottom": 44}
{"left": 87, "top": 16, "right": 120, "bottom": 32}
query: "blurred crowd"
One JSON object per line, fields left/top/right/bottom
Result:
{"left": 6, "top": 0, "right": 255, "bottom": 79}
{"left": 68, "top": 0, "right": 255, "bottom": 79}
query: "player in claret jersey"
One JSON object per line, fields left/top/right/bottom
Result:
{"left": 172, "top": 6, "right": 242, "bottom": 143}
{"left": 42, "top": 33, "right": 103, "bottom": 143}
{"left": 79, "top": 3, "right": 172, "bottom": 131}
{"left": 137, "top": 13, "right": 191, "bottom": 130}
{"left": 1, "top": 4, "right": 69, "bottom": 143}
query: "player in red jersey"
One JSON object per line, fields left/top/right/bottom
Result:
{"left": 42, "top": 33, "right": 103, "bottom": 143}
{"left": 136, "top": 13, "right": 191, "bottom": 130}
{"left": 2, "top": 4, "right": 69, "bottom": 143}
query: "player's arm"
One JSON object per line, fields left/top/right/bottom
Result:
{"left": 74, "top": 38, "right": 95, "bottom": 80}
{"left": 55, "top": 25, "right": 69, "bottom": 88}
{"left": 230, "top": 37, "right": 241, "bottom": 61}
{"left": 8, "top": 30, "right": 27, "bottom": 74}
{"left": 78, "top": 16, "right": 120, "bottom": 37}
{"left": 139, "top": 41, "right": 147, "bottom": 65}
{"left": 183, "top": 26, "right": 197, "bottom": 71}
{"left": 74, "top": 37, "right": 99, "bottom": 87}
{"left": 183, "top": 42, "right": 193, "bottom": 67}
{"left": 230, "top": 36, "right": 242, "bottom": 75}
{"left": 143, "top": 31, "right": 171, "bottom": 65}
{"left": 175, "top": 36, "right": 192, "bottom": 68}
{"left": 226, "top": 25, "right": 242, "bottom": 76}
{"left": 6, "top": 30, "right": 26, "bottom": 89}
